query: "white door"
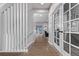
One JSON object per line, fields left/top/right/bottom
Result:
{"left": 63, "top": 3, "right": 79, "bottom": 56}
{"left": 53, "top": 4, "right": 63, "bottom": 53}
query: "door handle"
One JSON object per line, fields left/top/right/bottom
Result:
{"left": 58, "top": 31, "right": 63, "bottom": 33}
{"left": 57, "top": 29, "right": 63, "bottom": 33}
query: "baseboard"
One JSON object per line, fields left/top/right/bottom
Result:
{"left": 48, "top": 40, "right": 53, "bottom": 45}
{"left": 26, "top": 39, "right": 35, "bottom": 49}
{"left": 48, "top": 40, "right": 63, "bottom": 56}
{"left": 0, "top": 50, "right": 28, "bottom": 52}
{"left": 25, "top": 49, "right": 28, "bottom": 52}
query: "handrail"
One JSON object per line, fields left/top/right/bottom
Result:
{"left": 0, "top": 3, "right": 13, "bottom": 13}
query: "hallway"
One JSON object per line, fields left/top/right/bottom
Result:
{"left": 0, "top": 36, "right": 61, "bottom": 56}
{"left": 0, "top": 3, "right": 79, "bottom": 56}
{"left": 26, "top": 36, "right": 61, "bottom": 56}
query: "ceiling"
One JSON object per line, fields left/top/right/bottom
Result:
{"left": 28, "top": 3, "right": 51, "bottom": 23}
{"left": 30, "top": 3, "right": 51, "bottom": 10}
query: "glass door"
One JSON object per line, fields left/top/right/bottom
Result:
{"left": 63, "top": 3, "right": 79, "bottom": 56}
{"left": 54, "top": 9, "right": 60, "bottom": 46}
{"left": 54, "top": 5, "right": 63, "bottom": 49}
{"left": 63, "top": 3, "right": 70, "bottom": 55}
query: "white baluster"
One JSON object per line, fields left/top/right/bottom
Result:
{"left": 14, "top": 4, "right": 17, "bottom": 51}
{"left": 26, "top": 4, "right": 28, "bottom": 49}
{"left": 23, "top": 3, "right": 26, "bottom": 50}
{"left": 20, "top": 3, "right": 23, "bottom": 51}
{"left": 6, "top": 9, "right": 8, "bottom": 51}
{"left": 11, "top": 6, "right": 14, "bottom": 51}
{"left": 0, "top": 13, "right": 2, "bottom": 51}
{"left": 3, "top": 10, "right": 7, "bottom": 51}
{"left": 1, "top": 12, "right": 5, "bottom": 51}
{"left": 17, "top": 3, "right": 20, "bottom": 51}
{"left": 7, "top": 7, "right": 11, "bottom": 51}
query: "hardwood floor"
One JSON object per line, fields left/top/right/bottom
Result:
{"left": 26, "top": 36, "right": 61, "bottom": 56}
{"left": 0, "top": 35, "right": 61, "bottom": 56}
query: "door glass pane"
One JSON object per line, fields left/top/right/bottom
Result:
{"left": 54, "top": 31, "right": 57, "bottom": 43}
{"left": 63, "top": 22, "right": 69, "bottom": 32}
{"left": 57, "top": 29, "right": 60, "bottom": 38}
{"left": 64, "top": 11, "right": 69, "bottom": 21}
{"left": 63, "top": 33, "right": 69, "bottom": 42}
{"left": 54, "top": 37, "right": 56, "bottom": 43}
{"left": 63, "top": 42, "right": 69, "bottom": 53}
{"left": 64, "top": 3, "right": 69, "bottom": 12}
{"left": 71, "top": 3, "right": 77, "bottom": 8}
{"left": 54, "top": 8, "right": 60, "bottom": 46}
{"left": 71, "top": 46, "right": 79, "bottom": 56}
{"left": 71, "top": 20, "right": 79, "bottom": 32}
{"left": 54, "top": 31, "right": 56, "bottom": 36}
{"left": 71, "top": 5, "right": 79, "bottom": 20}
{"left": 57, "top": 39, "right": 59, "bottom": 46}
{"left": 71, "top": 34, "right": 79, "bottom": 46}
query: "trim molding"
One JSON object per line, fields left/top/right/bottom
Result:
{"left": 26, "top": 40, "right": 35, "bottom": 49}
{"left": 48, "top": 40, "right": 63, "bottom": 56}
{"left": 0, "top": 49, "right": 28, "bottom": 52}
{"left": 48, "top": 40, "right": 53, "bottom": 45}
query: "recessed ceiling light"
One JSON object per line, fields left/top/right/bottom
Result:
{"left": 40, "top": 3, "right": 44, "bottom": 5}
{"left": 33, "top": 13, "right": 42, "bottom": 17}
{"left": 39, "top": 14, "right": 42, "bottom": 17}
{"left": 37, "top": 10, "right": 45, "bottom": 12}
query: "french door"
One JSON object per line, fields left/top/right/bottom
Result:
{"left": 53, "top": 4, "right": 63, "bottom": 52}
{"left": 63, "top": 3, "right": 79, "bottom": 56}
{"left": 53, "top": 3, "right": 79, "bottom": 56}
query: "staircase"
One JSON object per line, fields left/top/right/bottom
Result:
{"left": 0, "top": 3, "right": 27, "bottom": 52}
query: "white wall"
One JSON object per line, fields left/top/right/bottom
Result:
{"left": 26, "top": 4, "right": 35, "bottom": 49}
